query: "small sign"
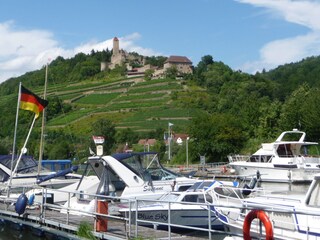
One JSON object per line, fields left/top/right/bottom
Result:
{"left": 92, "top": 136, "right": 105, "bottom": 144}
{"left": 200, "top": 155, "right": 206, "bottom": 165}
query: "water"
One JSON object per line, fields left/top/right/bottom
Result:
{"left": 0, "top": 223, "right": 40, "bottom": 240}
{"left": 0, "top": 182, "right": 310, "bottom": 239}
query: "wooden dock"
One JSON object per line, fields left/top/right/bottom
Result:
{"left": 0, "top": 198, "right": 225, "bottom": 239}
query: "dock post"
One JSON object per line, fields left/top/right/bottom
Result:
{"left": 96, "top": 200, "right": 108, "bottom": 232}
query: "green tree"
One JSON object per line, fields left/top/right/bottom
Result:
{"left": 188, "top": 113, "right": 245, "bottom": 162}
{"left": 279, "top": 84, "right": 320, "bottom": 141}
{"left": 47, "top": 141, "right": 72, "bottom": 159}
{"left": 116, "top": 128, "right": 139, "bottom": 145}
{"left": 145, "top": 56, "right": 167, "bottom": 68}
{"left": 194, "top": 55, "right": 214, "bottom": 86}
{"left": 144, "top": 69, "right": 154, "bottom": 81}
{"left": 165, "top": 66, "right": 178, "bottom": 79}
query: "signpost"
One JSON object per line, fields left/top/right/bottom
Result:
{"left": 92, "top": 136, "right": 105, "bottom": 156}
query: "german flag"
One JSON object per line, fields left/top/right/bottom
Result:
{"left": 20, "top": 85, "right": 48, "bottom": 118}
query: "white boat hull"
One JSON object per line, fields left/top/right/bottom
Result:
{"left": 230, "top": 162, "right": 320, "bottom": 182}
{"left": 122, "top": 205, "right": 223, "bottom": 230}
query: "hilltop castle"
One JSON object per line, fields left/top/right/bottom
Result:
{"left": 101, "top": 37, "right": 193, "bottom": 78}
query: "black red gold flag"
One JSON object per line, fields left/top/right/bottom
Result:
{"left": 20, "top": 85, "right": 48, "bottom": 118}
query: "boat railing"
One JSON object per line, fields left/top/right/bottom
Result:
{"left": 124, "top": 196, "right": 226, "bottom": 239}
{"left": 0, "top": 185, "right": 228, "bottom": 239}
{"left": 212, "top": 190, "right": 320, "bottom": 237}
{"left": 227, "top": 154, "right": 250, "bottom": 162}
{"left": 3, "top": 184, "right": 320, "bottom": 239}
{"left": 166, "top": 162, "right": 228, "bottom": 173}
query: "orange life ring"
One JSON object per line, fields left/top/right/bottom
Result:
{"left": 243, "top": 209, "right": 273, "bottom": 240}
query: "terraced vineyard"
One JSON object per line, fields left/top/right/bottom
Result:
{"left": 41, "top": 77, "right": 204, "bottom": 133}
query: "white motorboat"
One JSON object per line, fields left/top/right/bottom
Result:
{"left": 119, "top": 180, "right": 240, "bottom": 230}
{"left": 60, "top": 152, "right": 198, "bottom": 215}
{"left": 2, "top": 81, "right": 82, "bottom": 194}
{"left": 212, "top": 174, "right": 320, "bottom": 239}
{"left": 0, "top": 154, "right": 81, "bottom": 193}
{"left": 229, "top": 129, "right": 320, "bottom": 183}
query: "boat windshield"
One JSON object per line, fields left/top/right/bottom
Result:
{"left": 186, "top": 181, "right": 215, "bottom": 191}
{"left": 160, "top": 193, "right": 180, "bottom": 202}
{"left": 115, "top": 152, "right": 181, "bottom": 181}
{"left": 0, "top": 155, "right": 41, "bottom": 173}
{"left": 213, "top": 186, "right": 244, "bottom": 200}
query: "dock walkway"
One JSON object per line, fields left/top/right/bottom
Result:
{"left": 0, "top": 197, "right": 222, "bottom": 239}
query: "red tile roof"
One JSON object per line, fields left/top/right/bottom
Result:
{"left": 138, "top": 139, "right": 157, "bottom": 145}
{"left": 165, "top": 56, "right": 192, "bottom": 64}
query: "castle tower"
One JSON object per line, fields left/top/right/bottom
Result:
{"left": 113, "top": 37, "right": 119, "bottom": 56}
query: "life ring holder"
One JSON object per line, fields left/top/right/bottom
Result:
{"left": 243, "top": 209, "right": 274, "bottom": 240}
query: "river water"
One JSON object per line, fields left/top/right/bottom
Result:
{"left": 0, "top": 181, "right": 310, "bottom": 239}
{"left": 0, "top": 224, "right": 36, "bottom": 240}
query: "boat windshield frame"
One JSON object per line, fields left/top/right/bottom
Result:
{"left": 112, "top": 152, "right": 182, "bottom": 181}
{"left": 0, "top": 155, "right": 40, "bottom": 173}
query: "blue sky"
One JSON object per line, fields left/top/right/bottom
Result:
{"left": 0, "top": 0, "right": 319, "bottom": 83}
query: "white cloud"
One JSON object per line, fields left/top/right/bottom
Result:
{"left": 237, "top": 0, "right": 320, "bottom": 73}
{"left": 0, "top": 22, "right": 160, "bottom": 83}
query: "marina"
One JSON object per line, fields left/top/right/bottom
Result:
{"left": 0, "top": 135, "right": 315, "bottom": 240}
{"left": 0, "top": 176, "right": 311, "bottom": 240}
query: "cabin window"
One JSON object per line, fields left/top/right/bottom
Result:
{"left": 277, "top": 144, "right": 293, "bottom": 157}
{"left": 250, "top": 155, "right": 272, "bottom": 163}
{"left": 301, "top": 145, "right": 320, "bottom": 156}
{"left": 182, "top": 195, "right": 198, "bottom": 202}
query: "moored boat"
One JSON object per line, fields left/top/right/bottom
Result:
{"left": 229, "top": 129, "right": 320, "bottom": 183}
{"left": 212, "top": 174, "right": 320, "bottom": 239}
{"left": 59, "top": 151, "right": 199, "bottom": 214}
{"left": 119, "top": 180, "right": 240, "bottom": 230}
{"left": 0, "top": 154, "right": 80, "bottom": 193}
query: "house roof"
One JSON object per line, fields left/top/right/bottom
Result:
{"left": 165, "top": 56, "right": 192, "bottom": 64}
{"left": 138, "top": 139, "right": 157, "bottom": 145}
{"left": 173, "top": 133, "right": 189, "bottom": 141}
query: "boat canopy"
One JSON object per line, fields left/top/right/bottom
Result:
{"left": 0, "top": 155, "right": 38, "bottom": 173}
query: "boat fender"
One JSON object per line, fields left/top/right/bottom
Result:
{"left": 248, "top": 177, "right": 257, "bottom": 189}
{"left": 287, "top": 170, "right": 292, "bottom": 180}
{"left": 256, "top": 170, "right": 261, "bottom": 181}
{"left": 242, "top": 177, "right": 258, "bottom": 196}
{"left": 15, "top": 193, "right": 28, "bottom": 215}
{"left": 28, "top": 194, "right": 35, "bottom": 206}
{"left": 221, "top": 166, "right": 227, "bottom": 173}
{"left": 243, "top": 209, "right": 273, "bottom": 240}
{"left": 242, "top": 185, "right": 252, "bottom": 196}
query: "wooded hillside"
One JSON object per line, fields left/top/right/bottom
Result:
{"left": 1, "top": 52, "right": 320, "bottom": 165}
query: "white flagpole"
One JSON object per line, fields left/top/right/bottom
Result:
{"left": 7, "top": 83, "right": 22, "bottom": 196}
{"left": 168, "top": 123, "right": 170, "bottom": 160}
{"left": 12, "top": 114, "right": 37, "bottom": 176}
{"left": 38, "top": 62, "right": 48, "bottom": 175}
{"left": 168, "top": 123, "right": 173, "bottom": 160}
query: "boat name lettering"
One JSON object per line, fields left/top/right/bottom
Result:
{"left": 143, "top": 186, "right": 164, "bottom": 192}
{"left": 138, "top": 213, "right": 168, "bottom": 221}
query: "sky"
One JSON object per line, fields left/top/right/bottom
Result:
{"left": 0, "top": 0, "right": 320, "bottom": 83}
